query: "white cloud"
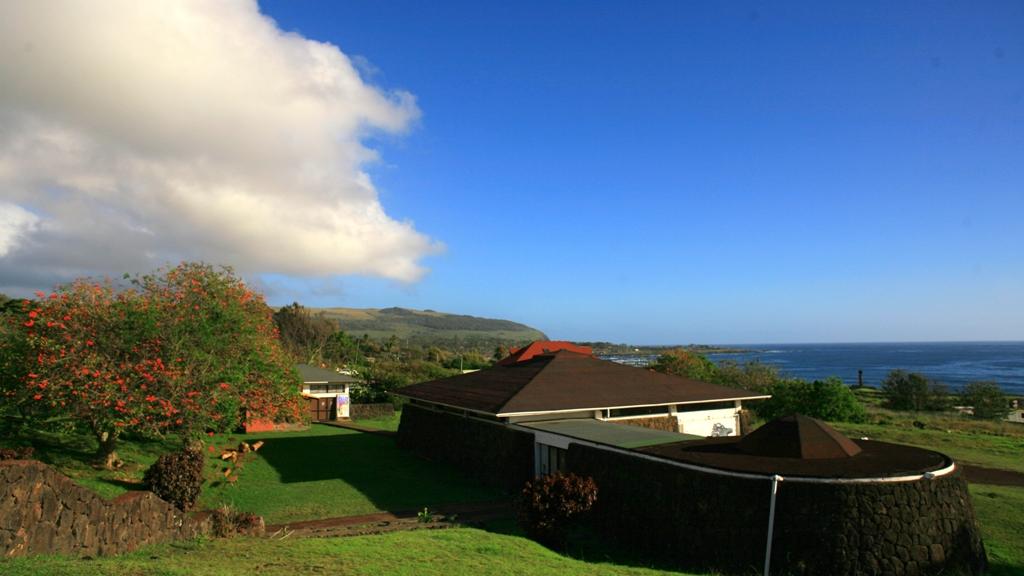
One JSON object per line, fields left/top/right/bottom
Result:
{"left": 0, "top": 0, "right": 440, "bottom": 293}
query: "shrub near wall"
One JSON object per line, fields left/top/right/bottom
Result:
{"left": 0, "top": 460, "right": 205, "bottom": 558}
{"left": 397, "top": 404, "right": 534, "bottom": 492}
{"left": 614, "top": 416, "right": 678, "bottom": 432}
{"left": 566, "top": 443, "right": 986, "bottom": 576}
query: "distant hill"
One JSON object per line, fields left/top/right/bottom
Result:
{"left": 312, "top": 306, "right": 547, "bottom": 346}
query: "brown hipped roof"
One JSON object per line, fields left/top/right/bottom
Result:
{"left": 396, "top": 350, "right": 768, "bottom": 416}
{"left": 737, "top": 414, "right": 862, "bottom": 459}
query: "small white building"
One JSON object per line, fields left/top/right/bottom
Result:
{"left": 296, "top": 364, "right": 358, "bottom": 421}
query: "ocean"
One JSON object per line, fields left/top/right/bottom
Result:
{"left": 608, "top": 341, "right": 1024, "bottom": 395}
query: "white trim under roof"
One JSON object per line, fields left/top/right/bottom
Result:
{"left": 495, "top": 395, "right": 770, "bottom": 418}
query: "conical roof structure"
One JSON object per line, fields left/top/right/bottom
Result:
{"left": 736, "top": 414, "right": 862, "bottom": 459}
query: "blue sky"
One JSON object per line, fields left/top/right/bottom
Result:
{"left": 2, "top": 2, "right": 1021, "bottom": 344}
{"left": 255, "top": 1, "right": 1024, "bottom": 344}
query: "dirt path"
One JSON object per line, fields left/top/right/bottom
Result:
{"left": 961, "top": 464, "right": 1024, "bottom": 487}
{"left": 264, "top": 500, "right": 512, "bottom": 538}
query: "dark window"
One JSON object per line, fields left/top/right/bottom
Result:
{"left": 609, "top": 405, "right": 669, "bottom": 418}
{"left": 675, "top": 401, "right": 735, "bottom": 413}
{"left": 538, "top": 444, "right": 567, "bottom": 476}
{"left": 308, "top": 384, "right": 346, "bottom": 394}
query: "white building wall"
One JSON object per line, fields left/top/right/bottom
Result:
{"left": 675, "top": 406, "right": 740, "bottom": 437}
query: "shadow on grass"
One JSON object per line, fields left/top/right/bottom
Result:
{"left": 254, "top": 426, "right": 498, "bottom": 513}
{"left": 474, "top": 516, "right": 687, "bottom": 574}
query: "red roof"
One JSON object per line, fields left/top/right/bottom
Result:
{"left": 397, "top": 350, "right": 768, "bottom": 417}
{"left": 497, "top": 341, "right": 593, "bottom": 365}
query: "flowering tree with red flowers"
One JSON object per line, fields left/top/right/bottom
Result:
{"left": 8, "top": 263, "right": 303, "bottom": 468}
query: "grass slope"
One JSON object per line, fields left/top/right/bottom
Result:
{"left": 312, "top": 306, "right": 547, "bottom": 343}
{"left": 200, "top": 425, "right": 497, "bottom": 524}
{"left": 0, "top": 528, "right": 694, "bottom": 576}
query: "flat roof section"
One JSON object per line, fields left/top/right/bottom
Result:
{"left": 520, "top": 419, "right": 702, "bottom": 449}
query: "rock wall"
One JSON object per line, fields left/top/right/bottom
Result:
{"left": 397, "top": 405, "right": 534, "bottom": 492}
{"left": 350, "top": 403, "right": 395, "bottom": 420}
{"left": 567, "top": 443, "right": 987, "bottom": 576}
{"left": 0, "top": 460, "right": 205, "bottom": 558}
{"left": 613, "top": 416, "right": 678, "bottom": 432}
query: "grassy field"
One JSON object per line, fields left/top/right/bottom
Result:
{"left": 201, "top": 425, "right": 497, "bottom": 523}
{"left": 970, "top": 485, "right": 1024, "bottom": 576}
{"left": 0, "top": 528, "right": 694, "bottom": 576}
{"left": 352, "top": 410, "right": 402, "bottom": 432}
{"left": 832, "top": 420, "right": 1024, "bottom": 473}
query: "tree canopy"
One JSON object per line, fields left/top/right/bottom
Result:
{"left": 3, "top": 263, "right": 303, "bottom": 467}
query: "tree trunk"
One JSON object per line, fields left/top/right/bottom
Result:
{"left": 95, "top": 429, "right": 122, "bottom": 470}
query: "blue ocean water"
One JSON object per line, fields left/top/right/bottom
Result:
{"left": 704, "top": 342, "right": 1024, "bottom": 395}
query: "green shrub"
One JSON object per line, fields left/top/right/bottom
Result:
{"left": 143, "top": 449, "right": 205, "bottom": 511}
{"left": 517, "top": 472, "right": 598, "bottom": 548}
{"left": 881, "top": 370, "right": 949, "bottom": 411}
{"left": 756, "top": 377, "right": 867, "bottom": 423}
{"left": 960, "top": 381, "right": 1011, "bottom": 420}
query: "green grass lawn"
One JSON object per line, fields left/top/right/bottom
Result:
{"left": 200, "top": 425, "right": 497, "bottom": 523}
{"left": 351, "top": 410, "right": 401, "bottom": 432}
{"left": 0, "top": 528, "right": 695, "bottom": 576}
{"left": 831, "top": 420, "right": 1024, "bottom": 473}
{"left": 970, "top": 485, "right": 1024, "bottom": 576}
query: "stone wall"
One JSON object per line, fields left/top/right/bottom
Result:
{"left": 350, "top": 403, "right": 395, "bottom": 420}
{"left": 1, "top": 460, "right": 205, "bottom": 558}
{"left": 613, "top": 416, "right": 678, "bottom": 432}
{"left": 397, "top": 405, "right": 534, "bottom": 492}
{"left": 567, "top": 443, "right": 987, "bottom": 576}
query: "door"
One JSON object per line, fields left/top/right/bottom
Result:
{"left": 307, "top": 397, "right": 337, "bottom": 421}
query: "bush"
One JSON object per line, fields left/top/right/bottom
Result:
{"left": 756, "top": 377, "right": 867, "bottom": 423}
{"left": 210, "top": 505, "right": 265, "bottom": 537}
{"left": 0, "top": 446, "right": 34, "bottom": 460}
{"left": 517, "top": 472, "right": 598, "bottom": 548}
{"left": 881, "top": 370, "right": 949, "bottom": 411}
{"left": 960, "top": 381, "right": 1010, "bottom": 420}
{"left": 143, "top": 449, "right": 205, "bottom": 511}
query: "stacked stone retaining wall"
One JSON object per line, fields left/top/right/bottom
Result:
{"left": 567, "top": 443, "right": 986, "bottom": 576}
{"left": 0, "top": 460, "right": 205, "bottom": 558}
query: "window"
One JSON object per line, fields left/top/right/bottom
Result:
{"left": 307, "top": 384, "right": 346, "bottom": 394}
{"left": 608, "top": 405, "right": 669, "bottom": 418}
{"left": 537, "top": 443, "right": 566, "bottom": 476}
{"left": 675, "top": 401, "right": 735, "bottom": 413}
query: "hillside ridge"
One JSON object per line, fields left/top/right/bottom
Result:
{"left": 310, "top": 306, "right": 548, "bottom": 345}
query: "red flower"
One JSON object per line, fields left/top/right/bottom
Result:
{"left": 28, "top": 310, "right": 38, "bottom": 319}
{"left": 32, "top": 394, "right": 42, "bottom": 401}
{"left": 219, "top": 382, "right": 230, "bottom": 390}
{"left": 23, "top": 320, "right": 34, "bottom": 327}
{"left": 145, "top": 395, "right": 157, "bottom": 402}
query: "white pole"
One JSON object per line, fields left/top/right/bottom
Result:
{"left": 764, "top": 474, "right": 783, "bottom": 576}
